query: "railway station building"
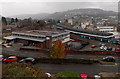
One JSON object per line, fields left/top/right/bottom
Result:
{"left": 4, "top": 29, "right": 70, "bottom": 49}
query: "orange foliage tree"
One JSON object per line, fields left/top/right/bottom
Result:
{"left": 50, "top": 40, "right": 66, "bottom": 58}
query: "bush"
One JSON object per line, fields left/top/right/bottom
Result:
{"left": 2, "top": 63, "right": 48, "bottom": 79}
{"left": 53, "top": 71, "right": 79, "bottom": 78}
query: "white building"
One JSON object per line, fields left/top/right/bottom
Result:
{"left": 96, "top": 26, "right": 117, "bottom": 32}
{"left": 68, "top": 19, "right": 73, "bottom": 25}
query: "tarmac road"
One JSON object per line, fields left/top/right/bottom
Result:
{"left": 35, "top": 63, "right": 118, "bottom": 77}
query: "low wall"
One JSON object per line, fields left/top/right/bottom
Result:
{"left": 20, "top": 47, "right": 120, "bottom": 55}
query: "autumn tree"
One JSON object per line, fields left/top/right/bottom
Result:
{"left": 50, "top": 40, "right": 66, "bottom": 58}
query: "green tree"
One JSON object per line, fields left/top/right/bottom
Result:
{"left": 11, "top": 18, "right": 14, "bottom": 23}
{"left": 37, "top": 20, "right": 46, "bottom": 27}
{"left": 2, "top": 17, "right": 7, "bottom": 25}
{"left": 50, "top": 40, "right": 66, "bottom": 58}
{"left": 15, "top": 18, "right": 18, "bottom": 22}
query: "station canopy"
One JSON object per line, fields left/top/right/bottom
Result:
{"left": 3, "top": 36, "right": 16, "bottom": 40}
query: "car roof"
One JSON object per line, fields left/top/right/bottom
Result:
{"left": 106, "top": 56, "right": 115, "bottom": 58}
{"left": 25, "top": 57, "right": 34, "bottom": 60}
{"left": 0, "top": 55, "right": 3, "bottom": 57}
{"left": 8, "top": 56, "right": 17, "bottom": 58}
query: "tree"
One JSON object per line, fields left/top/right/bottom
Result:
{"left": 50, "top": 40, "right": 66, "bottom": 58}
{"left": 37, "top": 20, "right": 46, "bottom": 27}
{"left": 2, "top": 17, "right": 7, "bottom": 25}
{"left": 15, "top": 18, "right": 18, "bottom": 22}
{"left": 11, "top": 18, "right": 14, "bottom": 23}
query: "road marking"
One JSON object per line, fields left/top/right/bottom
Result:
{"left": 96, "top": 63, "right": 118, "bottom": 66}
{"left": 67, "top": 55, "right": 105, "bottom": 58}
{"left": 96, "top": 65, "right": 116, "bottom": 66}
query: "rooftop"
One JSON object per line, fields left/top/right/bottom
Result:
{"left": 13, "top": 29, "right": 68, "bottom": 37}
{"left": 56, "top": 24, "right": 113, "bottom": 36}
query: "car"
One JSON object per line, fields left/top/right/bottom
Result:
{"left": 100, "top": 46, "right": 104, "bottom": 50}
{"left": 107, "top": 47, "right": 112, "bottom": 51}
{"left": 19, "top": 57, "right": 35, "bottom": 64}
{"left": 3, "top": 56, "right": 18, "bottom": 63}
{"left": 94, "top": 75, "right": 101, "bottom": 79}
{"left": 91, "top": 45, "right": 97, "bottom": 48}
{"left": 103, "top": 46, "right": 107, "bottom": 51}
{"left": 45, "top": 72, "right": 52, "bottom": 77}
{"left": 0, "top": 55, "right": 3, "bottom": 61}
{"left": 102, "top": 56, "right": 115, "bottom": 62}
{"left": 80, "top": 74, "right": 88, "bottom": 79}
{"left": 116, "top": 48, "right": 120, "bottom": 52}
{"left": 72, "top": 39, "right": 76, "bottom": 42}
{"left": 8, "top": 43, "right": 12, "bottom": 46}
{"left": 2, "top": 44, "right": 11, "bottom": 48}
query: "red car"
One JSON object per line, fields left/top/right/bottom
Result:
{"left": 116, "top": 48, "right": 120, "bottom": 52}
{"left": 3, "top": 56, "right": 18, "bottom": 63}
{"left": 80, "top": 74, "right": 88, "bottom": 79}
{"left": 72, "top": 40, "right": 76, "bottom": 42}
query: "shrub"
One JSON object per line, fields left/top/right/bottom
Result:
{"left": 2, "top": 63, "right": 48, "bottom": 79}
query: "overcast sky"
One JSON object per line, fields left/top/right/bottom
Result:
{"left": 0, "top": 0, "right": 119, "bottom": 17}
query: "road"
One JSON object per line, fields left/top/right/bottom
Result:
{"left": 1, "top": 44, "right": 120, "bottom": 77}
{"left": 35, "top": 63, "right": 118, "bottom": 76}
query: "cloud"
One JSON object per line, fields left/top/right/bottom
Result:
{"left": 1, "top": 2, "right": 118, "bottom": 17}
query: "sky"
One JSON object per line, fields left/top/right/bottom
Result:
{"left": 0, "top": 0, "right": 119, "bottom": 17}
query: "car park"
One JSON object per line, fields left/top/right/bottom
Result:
{"left": 3, "top": 56, "right": 18, "bottom": 63}
{"left": 19, "top": 57, "right": 35, "bottom": 64}
{"left": 102, "top": 56, "right": 115, "bottom": 62}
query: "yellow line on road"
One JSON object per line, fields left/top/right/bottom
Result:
{"left": 96, "top": 63, "right": 118, "bottom": 66}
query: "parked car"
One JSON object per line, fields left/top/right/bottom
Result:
{"left": 72, "top": 39, "right": 76, "bottom": 42}
{"left": 80, "top": 74, "right": 88, "bottom": 79}
{"left": 0, "top": 55, "right": 3, "bottom": 61}
{"left": 19, "top": 57, "right": 35, "bottom": 64}
{"left": 107, "top": 47, "right": 112, "bottom": 51}
{"left": 94, "top": 74, "right": 101, "bottom": 79}
{"left": 2, "top": 44, "right": 11, "bottom": 48}
{"left": 102, "top": 56, "right": 115, "bottom": 62}
{"left": 100, "top": 46, "right": 104, "bottom": 50}
{"left": 91, "top": 45, "right": 97, "bottom": 48}
{"left": 3, "top": 56, "right": 18, "bottom": 63}
{"left": 115, "top": 48, "right": 120, "bottom": 52}
{"left": 100, "top": 46, "right": 107, "bottom": 50}
{"left": 45, "top": 72, "right": 52, "bottom": 77}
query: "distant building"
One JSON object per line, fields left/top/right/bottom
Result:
{"left": 68, "top": 19, "right": 73, "bottom": 25}
{"left": 4, "top": 29, "right": 70, "bottom": 49}
{"left": 96, "top": 26, "right": 117, "bottom": 32}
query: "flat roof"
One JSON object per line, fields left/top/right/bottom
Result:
{"left": 3, "top": 36, "right": 16, "bottom": 40}
{"left": 13, "top": 29, "right": 68, "bottom": 37}
{"left": 56, "top": 24, "right": 113, "bottom": 36}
